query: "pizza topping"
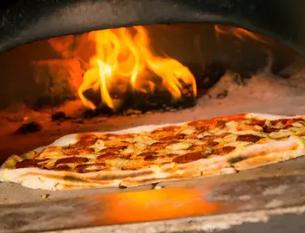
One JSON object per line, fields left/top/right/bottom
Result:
{"left": 216, "top": 120, "right": 226, "bottom": 129}
{"left": 236, "top": 134, "right": 262, "bottom": 143}
{"left": 99, "top": 145, "right": 128, "bottom": 155}
{"left": 250, "top": 119, "right": 266, "bottom": 127}
{"left": 15, "top": 159, "right": 42, "bottom": 168}
{"left": 76, "top": 134, "right": 98, "bottom": 147}
{"left": 97, "top": 153, "right": 117, "bottom": 160}
{"left": 263, "top": 126, "right": 280, "bottom": 133}
{"left": 55, "top": 157, "right": 89, "bottom": 166}
{"left": 55, "top": 165, "right": 71, "bottom": 171}
{"left": 63, "top": 147, "right": 94, "bottom": 155}
{"left": 144, "top": 154, "right": 158, "bottom": 161}
{"left": 214, "top": 146, "right": 236, "bottom": 155}
{"left": 162, "top": 134, "right": 186, "bottom": 140}
{"left": 173, "top": 152, "right": 203, "bottom": 163}
{"left": 206, "top": 141, "right": 219, "bottom": 147}
{"left": 150, "top": 141, "right": 174, "bottom": 150}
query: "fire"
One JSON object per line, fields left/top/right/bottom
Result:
{"left": 78, "top": 26, "right": 197, "bottom": 111}
{"left": 214, "top": 25, "right": 267, "bottom": 44}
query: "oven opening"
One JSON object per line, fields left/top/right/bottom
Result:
{"left": 0, "top": 23, "right": 304, "bottom": 162}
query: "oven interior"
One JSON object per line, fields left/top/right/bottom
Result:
{"left": 2, "top": 20, "right": 305, "bottom": 233}
{"left": 0, "top": 22, "right": 304, "bottom": 162}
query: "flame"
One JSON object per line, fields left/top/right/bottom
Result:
{"left": 214, "top": 25, "right": 267, "bottom": 44}
{"left": 78, "top": 26, "right": 197, "bottom": 110}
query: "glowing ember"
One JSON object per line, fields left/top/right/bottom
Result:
{"left": 214, "top": 25, "right": 268, "bottom": 44}
{"left": 78, "top": 26, "right": 197, "bottom": 111}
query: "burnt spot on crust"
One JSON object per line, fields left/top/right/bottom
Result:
{"left": 95, "top": 170, "right": 154, "bottom": 180}
{"left": 236, "top": 134, "right": 262, "bottom": 143}
{"left": 63, "top": 175, "right": 86, "bottom": 182}
{"left": 173, "top": 152, "right": 203, "bottom": 163}
{"left": 75, "top": 163, "right": 106, "bottom": 173}
{"left": 55, "top": 157, "right": 89, "bottom": 166}
{"left": 143, "top": 153, "right": 158, "bottom": 161}
{"left": 228, "top": 156, "right": 245, "bottom": 164}
{"left": 144, "top": 155, "right": 158, "bottom": 161}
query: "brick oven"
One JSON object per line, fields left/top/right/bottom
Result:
{"left": 1, "top": 1, "right": 305, "bottom": 232}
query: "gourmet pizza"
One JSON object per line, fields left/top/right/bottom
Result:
{"left": 1, "top": 113, "right": 305, "bottom": 190}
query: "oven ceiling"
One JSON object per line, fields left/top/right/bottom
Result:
{"left": 0, "top": 0, "right": 305, "bottom": 55}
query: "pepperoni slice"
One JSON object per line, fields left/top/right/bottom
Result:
{"left": 54, "top": 165, "right": 71, "bottom": 171}
{"left": 173, "top": 152, "right": 203, "bottom": 163}
{"left": 150, "top": 141, "right": 173, "bottom": 150}
{"left": 236, "top": 134, "right": 262, "bottom": 142}
{"left": 250, "top": 119, "right": 266, "bottom": 127}
{"left": 162, "top": 134, "right": 186, "bottom": 140}
{"left": 206, "top": 141, "right": 219, "bottom": 147}
{"left": 63, "top": 147, "right": 94, "bottom": 155}
{"left": 16, "top": 159, "right": 40, "bottom": 168}
{"left": 55, "top": 157, "right": 89, "bottom": 166}
{"left": 263, "top": 126, "right": 280, "bottom": 133}
{"left": 137, "top": 152, "right": 158, "bottom": 161}
{"left": 144, "top": 155, "right": 158, "bottom": 161}
{"left": 97, "top": 152, "right": 118, "bottom": 160}
{"left": 76, "top": 134, "right": 98, "bottom": 147}
{"left": 214, "top": 146, "right": 235, "bottom": 155}
{"left": 216, "top": 120, "right": 226, "bottom": 129}
{"left": 99, "top": 145, "right": 127, "bottom": 155}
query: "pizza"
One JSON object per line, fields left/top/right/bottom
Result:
{"left": 1, "top": 113, "right": 305, "bottom": 190}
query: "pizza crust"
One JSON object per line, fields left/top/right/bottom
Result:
{"left": 1, "top": 113, "right": 305, "bottom": 190}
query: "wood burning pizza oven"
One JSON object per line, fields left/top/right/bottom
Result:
{"left": 2, "top": 0, "right": 305, "bottom": 232}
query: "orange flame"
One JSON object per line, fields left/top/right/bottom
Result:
{"left": 78, "top": 26, "right": 197, "bottom": 110}
{"left": 214, "top": 25, "right": 267, "bottom": 44}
